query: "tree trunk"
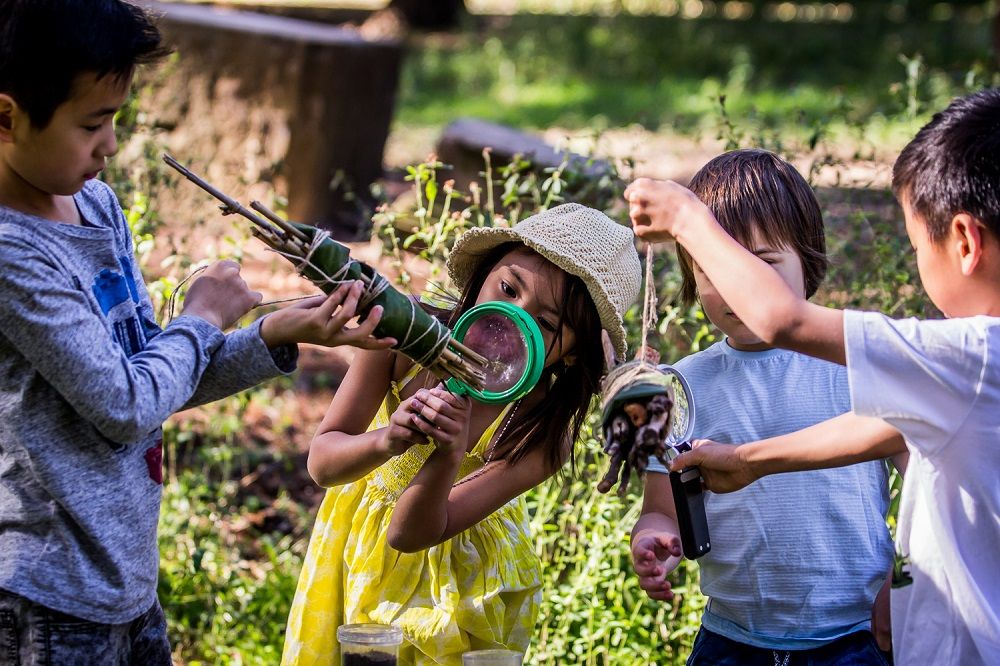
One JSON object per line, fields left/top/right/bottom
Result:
{"left": 388, "top": 0, "right": 465, "bottom": 30}
{"left": 994, "top": 4, "right": 1000, "bottom": 65}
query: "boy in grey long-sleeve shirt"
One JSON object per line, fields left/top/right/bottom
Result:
{"left": 0, "top": 179, "right": 291, "bottom": 624}
{"left": 0, "top": 1, "right": 394, "bottom": 662}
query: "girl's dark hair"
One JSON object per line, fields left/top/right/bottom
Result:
{"left": 442, "top": 242, "right": 604, "bottom": 473}
{"left": 0, "top": 0, "right": 170, "bottom": 128}
{"left": 892, "top": 88, "right": 1000, "bottom": 244}
{"left": 677, "top": 149, "right": 828, "bottom": 306}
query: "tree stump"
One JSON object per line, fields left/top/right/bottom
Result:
{"left": 388, "top": 0, "right": 465, "bottom": 30}
{"left": 143, "top": 1, "right": 403, "bottom": 239}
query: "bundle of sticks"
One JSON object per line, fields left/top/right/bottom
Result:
{"left": 163, "top": 154, "right": 488, "bottom": 391}
{"left": 597, "top": 360, "right": 677, "bottom": 497}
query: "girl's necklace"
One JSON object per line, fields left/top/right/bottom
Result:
{"left": 452, "top": 399, "right": 521, "bottom": 487}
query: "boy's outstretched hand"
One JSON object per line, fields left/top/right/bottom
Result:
{"left": 670, "top": 440, "right": 759, "bottom": 493}
{"left": 631, "top": 532, "right": 683, "bottom": 601}
{"left": 182, "top": 260, "right": 262, "bottom": 330}
{"left": 260, "top": 280, "right": 398, "bottom": 350}
{"left": 625, "top": 178, "right": 710, "bottom": 244}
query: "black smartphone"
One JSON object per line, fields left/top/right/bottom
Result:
{"left": 669, "top": 465, "right": 711, "bottom": 559}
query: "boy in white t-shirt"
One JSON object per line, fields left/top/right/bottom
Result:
{"left": 625, "top": 88, "right": 1000, "bottom": 666}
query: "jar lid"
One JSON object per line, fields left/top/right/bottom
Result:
{"left": 336, "top": 623, "right": 403, "bottom": 646}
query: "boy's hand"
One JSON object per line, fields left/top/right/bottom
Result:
{"left": 182, "top": 260, "right": 261, "bottom": 330}
{"left": 670, "top": 440, "right": 758, "bottom": 493}
{"left": 625, "top": 178, "right": 709, "bottom": 244}
{"left": 407, "top": 385, "right": 472, "bottom": 456}
{"left": 631, "top": 532, "right": 682, "bottom": 601}
{"left": 260, "top": 281, "right": 398, "bottom": 349}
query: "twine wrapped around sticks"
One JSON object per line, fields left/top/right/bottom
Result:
{"left": 162, "top": 154, "right": 489, "bottom": 390}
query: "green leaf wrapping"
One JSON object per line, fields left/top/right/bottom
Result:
{"left": 290, "top": 222, "right": 451, "bottom": 367}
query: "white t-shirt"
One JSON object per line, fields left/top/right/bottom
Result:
{"left": 845, "top": 311, "right": 1000, "bottom": 665}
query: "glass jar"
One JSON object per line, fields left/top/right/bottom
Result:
{"left": 337, "top": 624, "right": 403, "bottom": 666}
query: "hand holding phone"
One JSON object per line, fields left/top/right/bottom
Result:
{"left": 668, "top": 442, "right": 711, "bottom": 559}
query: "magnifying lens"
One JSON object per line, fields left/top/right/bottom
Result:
{"left": 446, "top": 301, "right": 545, "bottom": 404}
{"left": 600, "top": 363, "right": 695, "bottom": 446}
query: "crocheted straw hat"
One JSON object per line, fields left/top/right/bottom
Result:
{"left": 447, "top": 203, "right": 642, "bottom": 357}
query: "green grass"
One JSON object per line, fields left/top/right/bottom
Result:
{"left": 397, "top": 9, "right": 998, "bottom": 135}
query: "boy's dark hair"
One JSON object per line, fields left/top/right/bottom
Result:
{"left": 678, "top": 149, "right": 827, "bottom": 306}
{"left": 892, "top": 88, "right": 1000, "bottom": 244}
{"left": 0, "top": 0, "right": 168, "bottom": 128}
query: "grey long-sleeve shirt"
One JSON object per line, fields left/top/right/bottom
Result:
{"left": 0, "top": 180, "right": 296, "bottom": 623}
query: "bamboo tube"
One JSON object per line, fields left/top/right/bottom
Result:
{"left": 162, "top": 153, "right": 488, "bottom": 393}
{"left": 448, "top": 339, "right": 490, "bottom": 366}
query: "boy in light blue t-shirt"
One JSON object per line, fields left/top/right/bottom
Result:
{"left": 631, "top": 150, "right": 896, "bottom": 665}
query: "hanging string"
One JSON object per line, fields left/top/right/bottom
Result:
{"left": 256, "top": 294, "right": 317, "bottom": 308}
{"left": 163, "top": 265, "right": 207, "bottom": 323}
{"left": 639, "top": 243, "right": 658, "bottom": 367}
{"left": 599, "top": 243, "right": 666, "bottom": 411}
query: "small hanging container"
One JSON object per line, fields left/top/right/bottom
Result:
{"left": 597, "top": 359, "right": 695, "bottom": 496}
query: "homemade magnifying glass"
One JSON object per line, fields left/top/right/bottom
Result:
{"left": 445, "top": 301, "right": 545, "bottom": 404}
{"left": 600, "top": 363, "right": 695, "bottom": 449}
{"left": 597, "top": 361, "right": 710, "bottom": 559}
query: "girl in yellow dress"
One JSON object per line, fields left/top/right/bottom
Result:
{"left": 281, "top": 204, "right": 642, "bottom": 665}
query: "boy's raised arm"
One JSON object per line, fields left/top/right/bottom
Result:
{"left": 670, "top": 412, "right": 905, "bottom": 492}
{"left": 626, "top": 178, "right": 847, "bottom": 365}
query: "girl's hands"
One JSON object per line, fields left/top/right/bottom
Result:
{"left": 260, "top": 281, "right": 398, "bottom": 349}
{"left": 379, "top": 386, "right": 472, "bottom": 457}
{"left": 381, "top": 394, "right": 432, "bottom": 456}
{"left": 407, "top": 386, "right": 472, "bottom": 456}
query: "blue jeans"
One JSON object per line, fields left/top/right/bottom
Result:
{"left": 0, "top": 588, "right": 171, "bottom": 666}
{"left": 687, "top": 627, "right": 891, "bottom": 666}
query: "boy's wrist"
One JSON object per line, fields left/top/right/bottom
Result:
{"left": 259, "top": 311, "right": 286, "bottom": 348}
{"left": 739, "top": 442, "right": 769, "bottom": 482}
{"left": 671, "top": 200, "right": 716, "bottom": 247}
{"left": 179, "top": 307, "right": 224, "bottom": 331}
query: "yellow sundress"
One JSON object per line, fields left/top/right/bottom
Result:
{"left": 281, "top": 371, "right": 543, "bottom": 666}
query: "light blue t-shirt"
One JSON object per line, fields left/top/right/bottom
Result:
{"left": 647, "top": 340, "right": 892, "bottom": 650}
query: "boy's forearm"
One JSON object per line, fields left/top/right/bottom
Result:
{"left": 744, "top": 413, "right": 906, "bottom": 477}
{"left": 184, "top": 319, "right": 297, "bottom": 408}
{"left": 672, "top": 210, "right": 846, "bottom": 365}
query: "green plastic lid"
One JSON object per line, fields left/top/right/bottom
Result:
{"left": 446, "top": 301, "right": 545, "bottom": 404}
